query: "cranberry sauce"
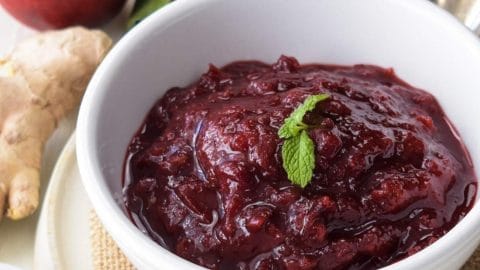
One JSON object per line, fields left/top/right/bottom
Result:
{"left": 124, "top": 56, "right": 476, "bottom": 270}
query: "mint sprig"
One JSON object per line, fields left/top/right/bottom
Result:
{"left": 278, "top": 94, "right": 330, "bottom": 187}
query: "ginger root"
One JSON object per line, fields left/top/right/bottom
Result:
{"left": 0, "top": 27, "right": 111, "bottom": 221}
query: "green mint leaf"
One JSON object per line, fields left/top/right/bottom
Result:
{"left": 278, "top": 93, "right": 330, "bottom": 188}
{"left": 289, "top": 94, "right": 330, "bottom": 123}
{"left": 278, "top": 118, "right": 305, "bottom": 139}
{"left": 281, "top": 130, "right": 315, "bottom": 188}
{"left": 278, "top": 94, "right": 329, "bottom": 139}
{"left": 127, "top": 0, "right": 171, "bottom": 30}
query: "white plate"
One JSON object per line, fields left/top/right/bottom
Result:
{"left": 0, "top": 2, "right": 133, "bottom": 269}
{"left": 33, "top": 134, "right": 94, "bottom": 270}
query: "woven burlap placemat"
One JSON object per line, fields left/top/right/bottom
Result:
{"left": 89, "top": 211, "right": 480, "bottom": 269}
{"left": 463, "top": 248, "right": 480, "bottom": 270}
{"left": 90, "top": 212, "right": 135, "bottom": 270}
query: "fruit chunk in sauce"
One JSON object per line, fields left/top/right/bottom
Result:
{"left": 124, "top": 56, "right": 477, "bottom": 270}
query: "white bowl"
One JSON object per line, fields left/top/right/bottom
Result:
{"left": 77, "top": 0, "right": 480, "bottom": 269}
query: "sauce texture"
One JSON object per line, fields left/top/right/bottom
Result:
{"left": 124, "top": 56, "right": 477, "bottom": 270}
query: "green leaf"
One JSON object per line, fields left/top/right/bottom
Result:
{"left": 278, "top": 93, "right": 330, "bottom": 188}
{"left": 278, "top": 94, "right": 329, "bottom": 139}
{"left": 289, "top": 93, "right": 330, "bottom": 123}
{"left": 281, "top": 130, "right": 315, "bottom": 188}
{"left": 278, "top": 118, "right": 305, "bottom": 139}
{"left": 127, "top": 0, "right": 171, "bottom": 30}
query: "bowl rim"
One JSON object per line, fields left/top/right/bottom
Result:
{"left": 77, "top": 0, "right": 480, "bottom": 269}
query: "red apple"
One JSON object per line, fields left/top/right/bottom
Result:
{"left": 0, "top": 0, "right": 127, "bottom": 30}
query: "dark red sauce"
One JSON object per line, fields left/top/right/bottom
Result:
{"left": 124, "top": 56, "right": 477, "bottom": 270}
